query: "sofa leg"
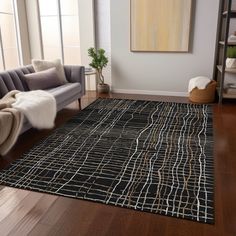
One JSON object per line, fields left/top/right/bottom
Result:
{"left": 78, "top": 98, "right": 81, "bottom": 110}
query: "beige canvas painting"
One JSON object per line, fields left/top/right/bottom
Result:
{"left": 131, "top": 0, "right": 192, "bottom": 52}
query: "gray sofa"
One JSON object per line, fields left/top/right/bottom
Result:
{"left": 0, "top": 65, "right": 85, "bottom": 133}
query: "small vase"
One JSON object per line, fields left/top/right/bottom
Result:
{"left": 226, "top": 58, "right": 236, "bottom": 68}
{"left": 97, "top": 83, "right": 110, "bottom": 94}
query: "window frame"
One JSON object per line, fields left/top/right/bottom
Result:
{"left": 0, "top": 0, "right": 22, "bottom": 70}
{"left": 38, "top": 0, "right": 81, "bottom": 64}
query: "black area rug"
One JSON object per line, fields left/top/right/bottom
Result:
{"left": 0, "top": 98, "right": 214, "bottom": 223}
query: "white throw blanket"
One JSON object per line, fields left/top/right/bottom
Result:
{"left": 188, "top": 76, "right": 211, "bottom": 93}
{"left": 12, "top": 90, "right": 56, "bottom": 129}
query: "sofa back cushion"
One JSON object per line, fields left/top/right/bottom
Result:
{"left": 0, "top": 64, "right": 83, "bottom": 99}
{"left": 0, "top": 65, "right": 35, "bottom": 99}
{"left": 32, "top": 59, "right": 67, "bottom": 84}
{"left": 24, "top": 67, "right": 62, "bottom": 90}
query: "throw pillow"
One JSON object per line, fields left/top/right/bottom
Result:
{"left": 32, "top": 58, "right": 67, "bottom": 84}
{"left": 24, "top": 67, "right": 62, "bottom": 90}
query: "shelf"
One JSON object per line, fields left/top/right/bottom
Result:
{"left": 219, "top": 41, "right": 236, "bottom": 46}
{"left": 214, "top": 1, "right": 236, "bottom": 103}
{"left": 222, "top": 10, "right": 236, "bottom": 17}
{"left": 217, "top": 88, "right": 236, "bottom": 99}
{"left": 217, "top": 65, "right": 236, "bottom": 73}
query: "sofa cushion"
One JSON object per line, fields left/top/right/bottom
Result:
{"left": 24, "top": 67, "right": 62, "bottom": 90}
{"left": 45, "top": 83, "right": 81, "bottom": 105}
{"left": 32, "top": 59, "right": 67, "bottom": 84}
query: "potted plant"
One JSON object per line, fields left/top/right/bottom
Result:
{"left": 88, "top": 47, "right": 109, "bottom": 93}
{"left": 226, "top": 46, "right": 236, "bottom": 68}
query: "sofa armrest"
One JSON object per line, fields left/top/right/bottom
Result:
{"left": 64, "top": 65, "right": 85, "bottom": 96}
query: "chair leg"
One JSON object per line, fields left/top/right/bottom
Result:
{"left": 78, "top": 98, "right": 81, "bottom": 110}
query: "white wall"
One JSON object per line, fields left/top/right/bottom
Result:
{"left": 78, "top": 0, "right": 96, "bottom": 90}
{"left": 110, "top": 0, "right": 219, "bottom": 96}
{"left": 94, "top": 0, "right": 111, "bottom": 86}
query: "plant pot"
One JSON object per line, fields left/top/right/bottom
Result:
{"left": 97, "top": 83, "right": 110, "bottom": 94}
{"left": 226, "top": 58, "right": 236, "bottom": 68}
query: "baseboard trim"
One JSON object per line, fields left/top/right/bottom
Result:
{"left": 112, "top": 89, "right": 188, "bottom": 97}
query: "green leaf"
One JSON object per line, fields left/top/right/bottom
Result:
{"left": 227, "top": 46, "right": 236, "bottom": 58}
{"left": 87, "top": 47, "right": 109, "bottom": 82}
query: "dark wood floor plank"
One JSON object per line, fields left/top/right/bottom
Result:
{"left": 107, "top": 208, "right": 152, "bottom": 236}
{"left": 0, "top": 192, "right": 43, "bottom": 236}
{"left": 220, "top": 173, "right": 236, "bottom": 236}
{"left": 38, "top": 197, "right": 71, "bottom": 226}
{"left": 0, "top": 91, "right": 235, "bottom": 236}
{"left": 27, "top": 223, "right": 53, "bottom": 236}
{"left": 46, "top": 200, "right": 103, "bottom": 236}
{"left": 28, "top": 197, "right": 74, "bottom": 236}
{"left": 0, "top": 188, "right": 29, "bottom": 222}
{"left": 8, "top": 194, "right": 58, "bottom": 236}
{"left": 0, "top": 187, "right": 18, "bottom": 207}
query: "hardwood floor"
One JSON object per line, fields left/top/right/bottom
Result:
{"left": 0, "top": 91, "right": 235, "bottom": 236}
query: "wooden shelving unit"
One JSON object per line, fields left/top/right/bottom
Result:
{"left": 213, "top": 0, "right": 236, "bottom": 103}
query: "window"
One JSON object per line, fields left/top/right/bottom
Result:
{"left": 38, "top": 0, "right": 61, "bottom": 60}
{"left": 38, "top": 0, "right": 81, "bottom": 64}
{"left": 0, "top": 0, "right": 20, "bottom": 70}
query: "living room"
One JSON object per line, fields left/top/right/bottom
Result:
{"left": 0, "top": 0, "right": 236, "bottom": 235}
